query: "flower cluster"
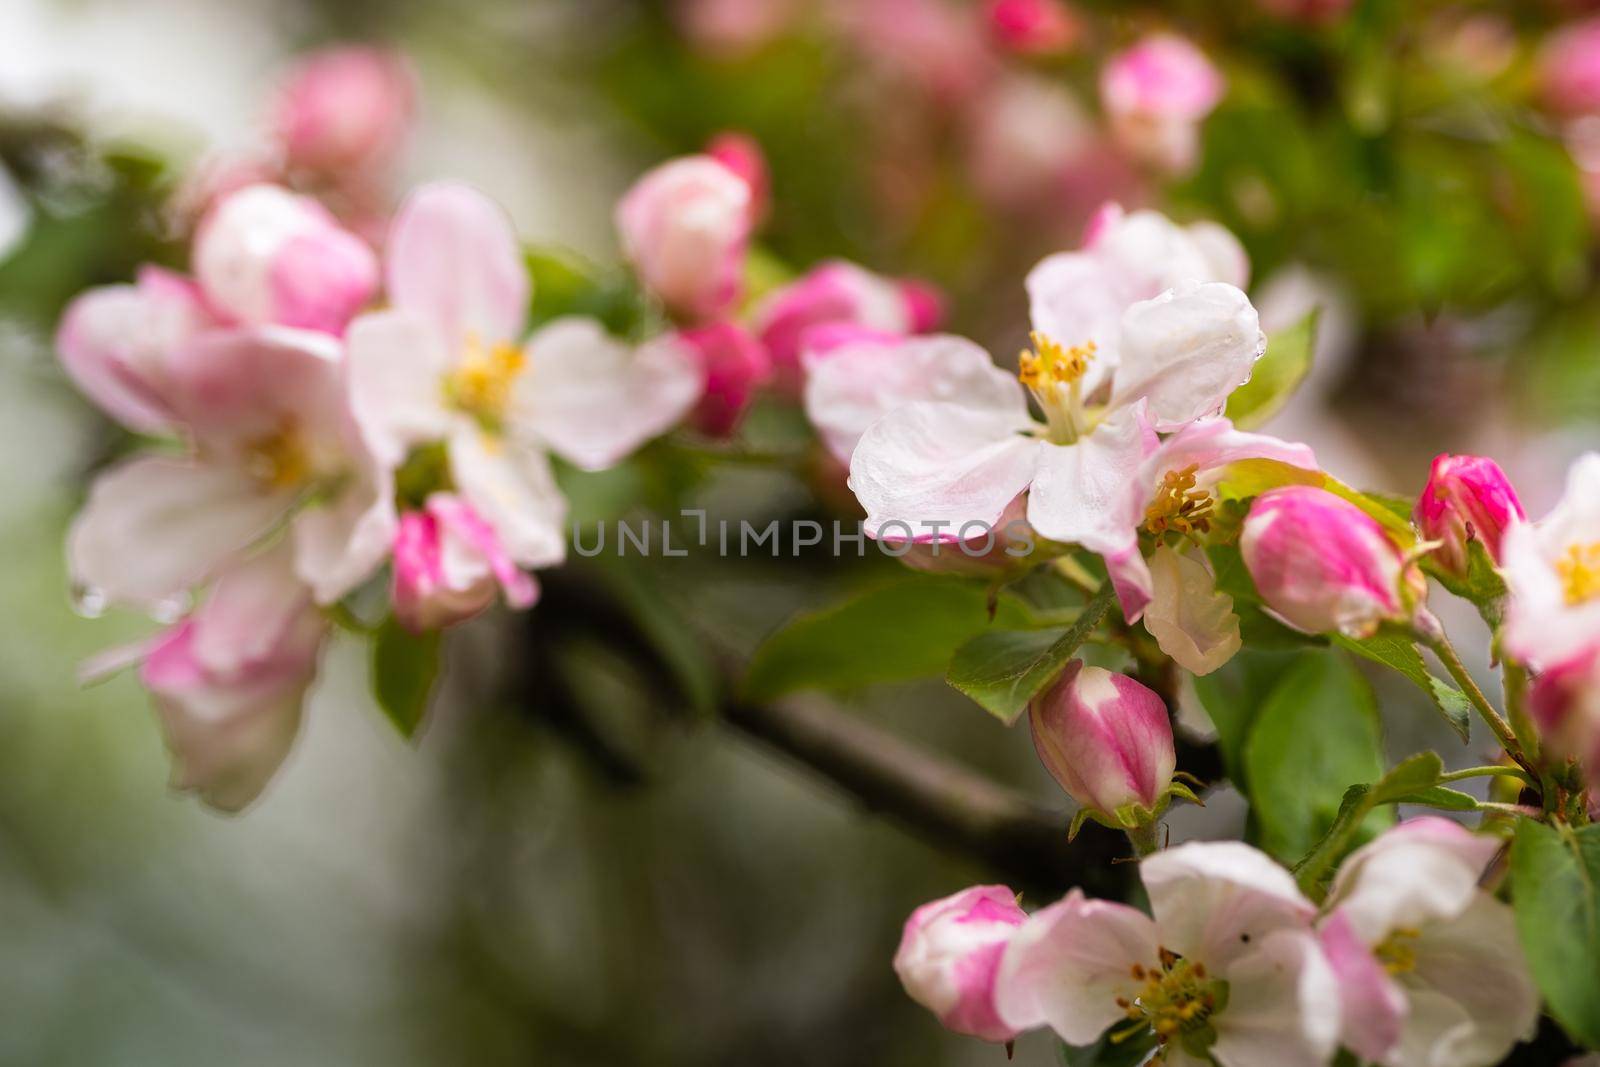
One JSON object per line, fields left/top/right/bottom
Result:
{"left": 896, "top": 821, "right": 1536, "bottom": 1066}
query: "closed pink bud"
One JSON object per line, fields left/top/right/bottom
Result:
{"left": 676, "top": 320, "right": 771, "bottom": 438}
{"left": 1415, "top": 453, "right": 1525, "bottom": 576}
{"left": 704, "top": 131, "right": 770, "bottom": 225}
{"left": 272, "top": 46, "right": 416, "bottom": 179}
{"left": 1541, "top": 18, "right": 1600, "bottom": 115}
{"left": 1028, "top": 661, "right": 1175, "bottom": 814}
{"left": 752, "top": 261, "right": 918, "bottom": 384}
{"left": 984, "top": 0, "right": 1081, "bottom": 55}
{"left": 1100, "top": 35, "right": 1223, "bottom": 173}
{"left": 1529, "top": 642, "right": 1600, "bottom": 771}
{"left": 615, "top": 156, "right": 751, "bottom": 322}
{"left": 194, "top": 184, "right": 378, "bottom": 334}
{"left": 392, "top": 495, "right": 538, "bottom": 633}
{"left": 893, "top": 885, "right": 1026, "bottom": 1043}
{"left": 1241, "top": 486, "right": 1413, "bottom": 638}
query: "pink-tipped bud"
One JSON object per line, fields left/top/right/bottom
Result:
{"left": 1530, "top": 642, "right": 1600, "bottom": 771}
{"left": 1540, "top": 18, "right": 1600, "bottom": 116}
{"left": 675, "top": 320, "right": 772, "bottom": 438}
{"left": 892, "top": 885, "right": 1027, "bottom": 1043}
{"left": 1241, "top": 486, "right": 1415, "bottom": 638}
{"left": 1100, "top": 35, "right": 1224, "bottom": 174}
{"left": 984, "top": 0, "right": 1081, "bottom": 55}
{"left": 1415, "top": 453, "right": 1525, "bottom": 576}
{"left": 615, "top": 155, "right": 751, "bottom": 323}
{"left": 194, "top": 184, "right": 378, "bottom": 335}
{"left": 391, "top": 495, "right": 537, "bottom": 633}
{"left": 1028, "top": 661, "right": 1175, "bottom": 815}
{"left": 704, "top": 131, "right": 770, "bottom": 225}
{"left": 272, "top": 45, "right": 416, "bottom": 180}
{"left": 752, "top": 260, "right": 924, "bottom": 385}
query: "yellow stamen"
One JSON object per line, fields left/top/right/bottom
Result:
{"left": 243, "top": 426, "right": 309, "bottom": 490}
{"left": 1018, "top": 332, "right": 1094, "bottom": 390}
{"left": 444, "top": 335, "right": 527, "bottom": 428}
{"left": 1145, "top": 464, "right": 1215, "bottom": 537}
{"left": 1374, "top": 927, "right": 1422, "bottom": 976}
{"left": 1556, "top": 542, "right": 1600, "bottom": 606}
{"left": 1118, "top": 947, "right": 1224, "bottom": 1055}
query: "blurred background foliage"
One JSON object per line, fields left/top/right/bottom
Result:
{"left": 0, "top": 0, "right": 1597, "bottom": 1064}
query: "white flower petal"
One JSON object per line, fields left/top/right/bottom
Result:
{"left": 386, "top": 182, "right": 529, "bottom": 346}
{"left": 1144, "top": 543, "right": 1242, "bottom": 676}
{"left": 345, "top": 308, "right": 457, "bottom": 467}
{"left": 1326, "top": 817, "right": 1501, "bottom": 944}
{"left": 1026, "top": 402, "right": 1152, "bottom": 554}
{"left": 1211, "top": 930, "right": 1341, "bottom": 1067}
{"left": 291, "top": 458, "right": 398, "bottom": 604}
{"left": 1141, "top": 840, "right": 1316, "bottom": 971}
{"left": 449, "top": 427, "right": 567, "bottom": 570}
{"left": 1110, "top": 282, "right": 1265, "bottom": 431}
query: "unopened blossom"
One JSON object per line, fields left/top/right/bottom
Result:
{"left": 615, "top": 155, "right": 751, "bottom": 322}
{"left": 1502, "top": 452, "right": 1600, "bottom": 667}
{"left": 83, "top": 542, "right": 327, "bottom": 812}
{"left": 704, "top": 131, "right": 770, "bottom": 225}
{"left": 348, "top": 183, "right": 702, "bottom": 574}
{"left": 850, "top": 281, "right": 1265, "bottom": 557}
{"left": 1319, "top": 818, "right": 1538, "bottom": 1067}
{"left": 1530, "top": 638, "right": 1600, "bottom": 770}
{"left": 1029, "top": 661, "right": 1174, "bottom": 816}
{"left": 194, "top": 183, "right": 379, "bottom": 335}
{"left": 1415, "top": 453, "right": 1525, "bottom": 576}
{"left": 676, "top": 320, "right": 772, "bottom": 438}
{"left": 1100, "top": 35, "right": 1224, "bottom": 173}
{"left": 894, "top": 885, "right": 1028, "bottom": 1043}
{"left": 754, "top": 260, "right": 936, "bottom": 383}
{"left": 272, "top": 45, "right": 416, "bottom": 181}
{"left": 1241, "top": 486, "right": 1416, "bottom": 638}
{"left": 69, "top": 327, "right": 395, "bottom": 610}
{"left": 995, "top": 841, "right": 1339, "bottom": 1066}
{"left": 985, "top": 0, "right": 1081, "bottom": 56}
{"left": 1540, "top": 18, "right": 1600, "bottom": 115}
{"left": 392, "top": 493, "right": 538, "bottom": 633}
{"left": 55, "top": 266, "right": 219, "bottom": 433}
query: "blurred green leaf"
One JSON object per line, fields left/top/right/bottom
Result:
{"left": 1226, "top": 309, "right": 1318, "bottom": 429}
{"left": 1333, "top": 631, "right": 1471, "bottom": 742}
{"left": 371, "top": 617, "right": 441, "bottom": 738}
{"left": 525, "top": 247, "right": 651, "bottom": 337}
{"left": 1191, "top": 646, "right": 1306, "bottom": 789}
{"left": 1512, "top": 820, "right": 1600, "bottom": 1048}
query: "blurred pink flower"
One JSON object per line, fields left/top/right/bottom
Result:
{"left": 1541, "top": 17, "right": 1600, "bottom": 115}
{"left": 1502, "top": 452, "right": 1600, "bottom": 667}
{"left": 1100, "top": 35, "right": 1224, "bottom": 174}
{"left": 677, "top": 0, "right": 802, "bottom": 59}
{"left": 676, "top": 320, "right": 772, "bottom": 438}
{"left": 985, "top": 0, "right": 1081, "bottom": 56}
{"left": 705, "top": 131, "right": 770, "bottom": 225}
{"left": 616, "top": 156, "right": 752, "bottom": 322}
{"left": 392, "top": 494, "right": 538, "bottom": 633}
{"left": 1415, "top": 453, "right": 1525, "bottom": 577}
{"left": 272, "top": 45, "right": 417, "bottom": 181}
{"left": 967, "top": 75, "right": 1096, "bottom": 209}
{"left": 753, "top": 260, "right": 931, "bottom": 386}
{"left": 894, "top": 885, "right": 1027, "bottom": 1043}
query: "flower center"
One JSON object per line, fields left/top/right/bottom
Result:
{"left": 444, "top": 335, "right": 526, "bottom": 431}
{"left": 243, "top": 425, "right": 310, "bottom": 490}
{"left": 1374, "top": 927, "right": 1421, "bottom": 976}
{"left": 1556, "top": 542, "right": 1600, "bottom": 605}
{"left": 1145, "top": 465, "right": 1214, "bottom": 537}
{"left": 1018, "top": 332, "right": 1095, "bottom": 445}
{"left": 1112, "top": 948, "right": 1225, "bottom": 1057}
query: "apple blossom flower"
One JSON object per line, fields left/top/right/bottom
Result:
{"left": 849, "top": 281, "right": 1265, "bottom": 558}
{"left": 704, "top": 131, "right": 770, "bottom": 225}
{"left": 347, "top": 183, "right": 702, "bottom": 575}
{"left": 69, "top": 327, "right": 395, "bottom": 611}
{"left": 194, "top": 184, "right": 379, "bottom": 335}
{"left": 967, "top": 75, "right": 1096, "bottom": 209}
{"left": 272, "top": 45, "right": 416, "bottom": 181}
{"left": 1415, "top": 453, "right": 1525, "bottom": 576}
{"left": 984, "top": 0, "right": 1081, "bottom": 56}
{"left": 1100, "top": 35, "right": 1225, "bottom": 174}
{"left": 1318, "top": 817, "right": 1539, "bottom": 1067}
{"left": 1028, "top": 661, "right": 1175, "bottom": 817}
{"left": 1540, "top": 17, "right": 1600, "bottom": 116}
{"left": 893, "top": 884, "right": 1028, "bottom": 1043}
{"left": 83, "top": 541, "right": 328, "bottom": 812}
{"left": 615, "top": 156, "right": 751, "bottom": 322}
{"left": 1529, "top": 639, "right": 1600, "bottom": 770}
{"left": 995, "top": 841, "right": 1340, "bottom": 1065}
{"left": 55, "top": 266, "right": 219, "bottom": 433}
{"left": 1502, "top": 453, "right": 1600, "bottom": 667}
{"left": 392, "top": 493, "right": 539, "bottom": 633}
{"left": 1241, "top": 486, "right": 1417, "bottom": 638}
{"left": 1142, "top": 542, "right": 1244, "bottom": 676}
{"left": 677, "top": 0, "right": 802, "bottom": 59}
{"left": 833, "top": 0, "right": 996, "bottom": 102}
{"left": 897, "top": 494, "right": 1036, "bottom": 578}
{"left": 676, "top": 320, "right": 771, "bottom": 438}
{"left": 754, "top": 260, "right": 935, "bottom": 384}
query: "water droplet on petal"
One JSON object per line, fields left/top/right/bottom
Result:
{"left": 70, "top": 583, "right": 106, "bottom": 619}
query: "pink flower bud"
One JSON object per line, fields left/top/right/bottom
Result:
{"left": 1100, "top": 35, "right": 1223, "bottom": 173}
{"left": 391, "top": 494, "right": 538, "bottom": 633}
{"left": 704, "top": 131, "right": 769, "bottom": 224}
{"left": 1415, "top": 453, "right": 1525, "bottom": 576}
{"left": 676, "top": 320, "right": 771, "bottom": 438}
{"left": 1028, "top": 661, "right": 1175, "bottom": 815}
{"left": 984, "top": 0, "right": 1081, "bottom": 55}
{"left": 615, "top": 156, "right": 751, "bottom": 322}
{"left": 1541, "top": 18, "right": 1600, "bottom": 115}
{"left": 892, "top": 885, "right": 1026, "bottom": 1043}
{"left": 753, "top": 261, "right": 919, "bottom": 384}
{"left": 1530, "top": 641, "right": 1600, "bottom": 771}
{"left": 1241, "top": 486, "right": 1414, "bottom": 638}
{"left": 194, "top": 184, "right": 379, "bottom": 334}
{"left": 272, "top": 46, "right": 416, "bottom": 180}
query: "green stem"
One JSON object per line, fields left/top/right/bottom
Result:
{"left": 1421, "top": 630, "right": 1522, "bottom": 764}
{"left": 1125, "top": 822, "right": 1161, "bottom": 858}
{"left": 1438, "top": 765, "right": 1537, "bottom": 787}
{"left": 1502, "top": 659, "right": 1543, "bottom": 768}
{"left": 1293, "top": 793, "right": 1375, "bottom": 900}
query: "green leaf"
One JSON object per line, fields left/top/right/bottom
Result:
{"left": 1369, "top": 751, "right": 1445, "bottom": 803}
{"left": 524, "top": 247, "right": 650, "bottom": 337}
{"left": 1427, "top": 540, "right": 1508, "bottom": 629}
{"left": 1334, "top": 632, "right": 1471, "bottom": 742}
{"left": 1511, "top": 820, "right": 1600, "bottom": 1047}
{"left": 742, "top": 577, "right": 1033, "bottom": 702}
{"left": 371, "top": 618, "right": 442, "bottom": 738}
{"left": 947, "top": 583, "right": 1117, "bottom": 724}
{"left": 1225, "top": 309, "right": 1318, "bottom": 429}
{"left": 1058, "top": 1028, "right": 1158, "bottom": 1067}
{"left": 1191, "top": 647, "right": 1305, "bottom": 789}
{"left": 1389, "top": 785, "right": 1478, "bottom": 812}
{"left": 1243, "top": 653, "right": 1390, "bottom": 863}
